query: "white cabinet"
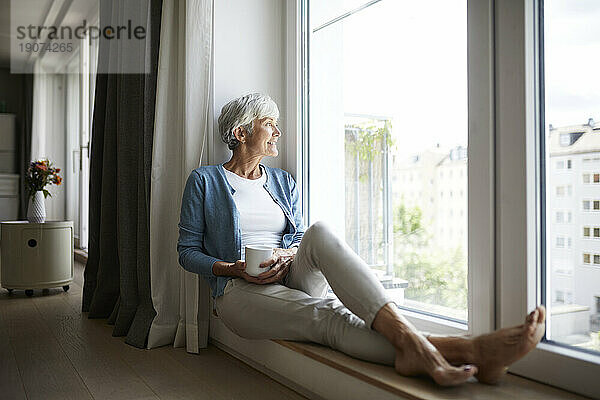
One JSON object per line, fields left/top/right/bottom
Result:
{"left": 0, "top": 221, "right": 74, "bottom": 296}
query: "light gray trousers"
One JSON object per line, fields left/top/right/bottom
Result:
{"left": 215, "top": 220, "right": 397, "bottom": 365}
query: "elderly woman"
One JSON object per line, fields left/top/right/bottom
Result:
{"left": 178, "top": 93, "right": 545, "bottom": 386}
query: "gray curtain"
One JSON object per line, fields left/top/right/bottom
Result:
{"left": 82, "top": 0, "right": 163, "bottom": 348}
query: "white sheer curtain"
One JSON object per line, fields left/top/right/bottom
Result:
{"left": 31, "top": 60, "right": 66, "bottom": 221}
{"left": 148, "top": 0, "right": 213, "bottom": 352}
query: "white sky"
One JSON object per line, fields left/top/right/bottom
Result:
{"left": 544, "top": 0, "right": 600, "bottom": 128}
{"left": 312, "top": 0, "right": 600, "bottom": 156}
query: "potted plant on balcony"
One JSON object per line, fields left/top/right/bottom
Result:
{"left": 25, "top": 159, "right": 62, "bottom": 223}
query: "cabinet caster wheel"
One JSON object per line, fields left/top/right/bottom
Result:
{"left": 7, "top": 288, "right": 13, "bottom": 294}
{"left": 25, "top": 290, "right": 34, "bottom": 297}
{"left": 63, "top": 285, "right": 70, "bottom": 292}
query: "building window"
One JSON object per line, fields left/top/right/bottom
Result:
{"left": 556, "top": 160, "right": 564, "bottom": 169}
{"left": 555, "top": 290, "right": 564, "bottom": 304}
{"left": 584, "top": 227, "right": 591, "bottom": 237}
{"left": 595, "top": 255, "right": 600, "bottom": 265}
{"left": 583, "top": 173, "right": 591, "bottom": 183}
{"left": 556, "top": 237, "right": 565, "bottom": 248}
{"left": 595, "top": 228, "right": 600, "bottom": 238}
{"left": 584, "top": 253, "right": 591, "bottom": 264}
{"left": 583, "top": 200, "right": 591, "bottom": 210}
{"left": 556, "top": 211, "right": 564, "bottom": 223}
{"left": 556, "top": 186, "right": 565, "bottom": 196}
{"left": 567, "top": 159, "right": 572, "bottom": 169}
{"left": 595, "top": 200, "right": 600, "bottom": 210}
{"left": 594, "top": 173, "right": 600, "bottom": 183}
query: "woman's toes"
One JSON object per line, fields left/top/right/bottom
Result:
{"left": 432, "top": 365, "right": 477, "bottom": 386}
{"left": 536, "top": 305, "right": 546, "bottom": 323}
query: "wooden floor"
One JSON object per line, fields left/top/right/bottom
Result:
{"left": 0, "top": 262, "right": 308, "bottom": 400}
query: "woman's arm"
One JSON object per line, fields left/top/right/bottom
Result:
{"left": 177, "top": 171, "right": 221, "bottom": 279}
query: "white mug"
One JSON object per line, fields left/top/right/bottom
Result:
{"left": 244, "top": 245, "right": 274, "bottom": 277}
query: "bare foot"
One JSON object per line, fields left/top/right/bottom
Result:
{"left": 473, "top": 306, "right": 546, "bottom": 384}
{"left": 394, "top": 331, "right": 478, "bottom": 386}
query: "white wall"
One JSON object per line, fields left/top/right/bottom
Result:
{"left": 212, "top": 0, "right": 286, "bottom": 170}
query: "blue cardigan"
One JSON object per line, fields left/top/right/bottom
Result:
{"left": 177, "top": 163, "right": 305, "bottom": 297}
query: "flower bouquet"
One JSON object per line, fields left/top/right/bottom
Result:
{"left": 25, "top": 159, "right": 62, "bottom": 223}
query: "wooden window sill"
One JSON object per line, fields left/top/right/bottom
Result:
{"left": 272, "top": 339, "right": 590, "bottom": 400}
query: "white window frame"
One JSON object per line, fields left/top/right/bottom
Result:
{"left": 296, "top": 0, "right": 495, "bottom": 337}
{"left": 495, "top": 1, "right": 600, "bottom": 397}
{"left": 291, "top": 0, "right": 599, "bottom": 396}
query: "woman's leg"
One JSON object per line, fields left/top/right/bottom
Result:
{"left": 285, "top": 221, "right": 394, "bottom": 329}
{"left": 215, "top": 278, "right": 396, "bottom": 365}
{"left": 286, "top": 221, "right": 477, "bottom": 385}
{"left": 284, "top": 221, "right": 546, "bottom": 386}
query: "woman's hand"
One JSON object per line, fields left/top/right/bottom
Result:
{"left": 234, "top": 247, "right": 297, "bottom": 285}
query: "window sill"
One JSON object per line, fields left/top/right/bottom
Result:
{"left": 209, "top": 316, "right": 588, "bottom": 400}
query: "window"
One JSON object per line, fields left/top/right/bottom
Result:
{"left": 302, "top": 0, "right": 598, "bottom": 394}
{"left": 595, "top": 255, "right": 600, "bottom": 265}
{"left": 595, "top": 228, "right": 600, "bottom": 238}
{"left": 583, "top": 173, "right": 590, "bottom": 183}
{"left": 543, "top": 0, "right": 600, "bottom": 356}
{"left": 555, "top": 290, "right": 564, "bottom": 304}
{"left": 555, "top": 211, "right": 563, "bottom": 223}
{"left": 567, "top": 159, "right": 572, "bottom": 169}
{"left": 582, "top": 199, "right": 600, "bottom": 211}
{"left": 493, "top": 0, "right": 600, "bottom": 395}
{"left": 556, "top": 160, "right": 564, "bottom": 169}
{"left": 307, "top": 0, "right": 472, "bottom": 325}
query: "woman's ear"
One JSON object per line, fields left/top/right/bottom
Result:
{"left": 233, "top": 127, "right": 246, "bottom": 143}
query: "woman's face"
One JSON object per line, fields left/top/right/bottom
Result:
{"left": 243, "top": 117, "right": 281, "bottom": 158}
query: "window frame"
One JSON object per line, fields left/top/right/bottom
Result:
{"left": 295, "top": 0, "right": 599, "bottom": 396}
{"left": 495, "top": 0, "right": 600, "bottom": 397}
{"left": 299, "top": 0, "right": 495, "bottom": 336}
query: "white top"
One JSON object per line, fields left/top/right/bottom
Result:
{"left": 223, "top": 165, "right": 287, "bottom": 259}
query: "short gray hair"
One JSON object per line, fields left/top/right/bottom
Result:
{"left": 218, "top": 93, "right": 280, "bottom": 150}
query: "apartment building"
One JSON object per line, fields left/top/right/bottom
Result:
{"left": 392, "top": 145, "right": 468, "bottom": 252}
{"left": 548, "top": 120, "right": 600, "bottom": 341}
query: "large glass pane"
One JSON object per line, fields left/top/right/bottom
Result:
{"left": 543, "top": 0, "right": 600, "bottom": 353}
{"left": 308, "top": 0, "right": 468, "bottom": 322}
